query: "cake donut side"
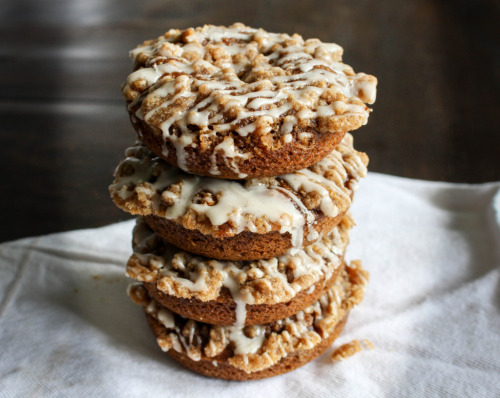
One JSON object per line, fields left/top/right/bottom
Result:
{"left": 109, "top": 133, "right": 368, "bottom": 261}
{"left": 123, "top": 23, "right": 377, "bottom": 179}
{"left": 126, "top": 214, "right": 353, "bottom": 325}
{"left": 143, "top": 211, "right": 343, "bottom": 261}
{"left": 128, "top": 261, "right": 368, "bottom": 380}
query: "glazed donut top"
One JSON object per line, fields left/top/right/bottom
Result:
{"left": 127, "top": 215, "right": 352, "bottom": 307}
{"left": 128, "top": 262, "right": 368, "bottom": 373}
{"left": 109, "top": 134, "right": 368, "bottom": 251}
{"left": 123, "top": 23, "right": 377, "bottom": 169}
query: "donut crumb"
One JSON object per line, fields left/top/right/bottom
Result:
{"left": 331, "top": 339, "right": 373, "bottom": 361}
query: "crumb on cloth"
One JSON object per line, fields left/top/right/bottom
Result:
{"left": 331, "top": 339, "right": 374, "bottom": 361}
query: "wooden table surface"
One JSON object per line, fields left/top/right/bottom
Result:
{"left": 1, "top": 0, "right": 499, "bottom": 242}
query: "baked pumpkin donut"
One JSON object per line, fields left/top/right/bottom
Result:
{"left": 128, "top": 261, "right": 368, "bottom": 380}
{"left": 126, "top": 214, "right": 353, "bottom": 326}
{"left": 122, "top": 23, "right": 377, "bottom": 179}
{"left": 109, "top": 133, "right": 368, "bottom": 261}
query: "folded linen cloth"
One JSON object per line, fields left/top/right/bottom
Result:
{"left": 0, "top": 173, "right": 499, "bottom": 397}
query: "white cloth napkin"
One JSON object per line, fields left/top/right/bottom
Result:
{"left": 1, "top": 173, "right": 499, "bottom": 397}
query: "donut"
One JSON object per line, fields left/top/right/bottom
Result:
{"left": 126, "top": 214, "right": 353, "bottom": 326}
{"left": 122, "top": 23, "right": 377, "bottom": 179}
{"left": 109, "top": 133, "right": 368, "bottom": 261}
{"left": 127, "top": 261, "right": 368, "bottom": 380}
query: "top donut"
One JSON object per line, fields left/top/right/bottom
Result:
{"left": 123, "top": 23, "right": 377, "bottom": 179}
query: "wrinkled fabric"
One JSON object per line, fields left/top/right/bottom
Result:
{"left": 0, "top": 173, "right": 499, "bottom": 397}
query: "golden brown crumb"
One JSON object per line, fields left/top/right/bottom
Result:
{"left": 331, "top": 339, "right": 373, "bottom": 361}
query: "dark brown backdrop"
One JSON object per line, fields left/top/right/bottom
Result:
{"left": 1, "top": 0, "right": 499, "bottom": 242}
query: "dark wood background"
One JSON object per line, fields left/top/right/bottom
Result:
{"left": 1, "top": 0, "right": 499, "bottom": 242}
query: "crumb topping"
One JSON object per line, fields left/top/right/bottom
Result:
{"left": 128, "top": 261, "right": 368, "bottom": 373}
{"left": 122, "top": 23, "right": 377, "bottom": 174}
{"left": 127, "top": 214, "right": 353, "bottom": 305}
{"left": 110, "top": 133, "right": 368, "bottom": 250}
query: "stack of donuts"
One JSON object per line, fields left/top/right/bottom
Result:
{"left": 110, "top": 23, "right": 377, "bottom": 380}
